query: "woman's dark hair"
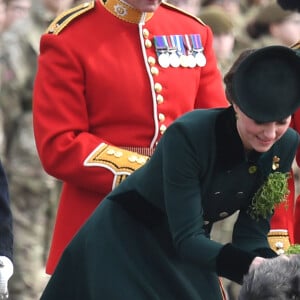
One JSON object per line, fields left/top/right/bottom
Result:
{"left": 223, "top": 49, "right": 255, "bottom": 104}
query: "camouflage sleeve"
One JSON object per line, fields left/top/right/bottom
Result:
{"left": 0, "top": 31, "right": 29, "bottom": 158}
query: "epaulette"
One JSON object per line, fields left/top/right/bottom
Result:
{"left": 46, "top": 1, "right": 95, "bottom": 35}
{"left": 161, "top": 2, "right": 205, "bottom": 26}
{"left": 291, "top": 41, "right": 300, "bottom": 50}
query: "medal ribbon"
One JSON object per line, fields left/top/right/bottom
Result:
{"left": 154, "top": 36, "right": 168, "bottom": 51}
{"left": 191, "top": 34, "right": 203, "bottom": 52}
{"left": 174, "top": 35, "right": 186, "bottom": 56}
{"left": 166, "top": 35, "right": 177, "bottom": 51}
{"left": 183, "top": 34, "right": 193, "bottom": 54}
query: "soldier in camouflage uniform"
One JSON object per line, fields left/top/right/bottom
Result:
{"left": 0, "top": 0, "right": 8, "bottom": 157}
{"left": 2, "top": 0, "right": 31, "bottom": 31}
{"left": 0, "top": 0, "right": 6, "bottom": 33}
{"left": 0, "top": 0, "right": 74, "bottom": 298}
{"left": 245, "top": 1, "right": 300, "bottom": 48}
{"left": 199, "top": 5, "right": 238, "bottom": 76}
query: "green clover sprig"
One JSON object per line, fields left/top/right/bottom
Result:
{"left": 249, "top": 171, "right": 290, "bottom": 220}
{"left": 286, "top": 244, "right": 300, "bottom": 254}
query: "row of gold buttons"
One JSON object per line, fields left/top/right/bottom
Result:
{"left": 143, "top": 28, "right": 167, "bottom": 136}
{"left": 106, "top": 148, "right": 148, "bottom": 165}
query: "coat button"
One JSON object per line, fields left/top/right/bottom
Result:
{"left": 143, "top": 28, "right": 150, "bottom": 38}
{"left": 157, "top": 94, "right": 164, "bottom": 104}
{"left": 145, "top": 39, "right": 152, "bottom": 48}
{"left": 248, "top": 165, "right": 257, "bottom": 174}
{"left": 236, "top": 192, "right": 244, "bottom": 199}
{"left": 159, "top": 113, "right": 165, "bottom": 122}
{"left": 151, "top": 66, "right": 159, "bottom": 76}
{"left": 219, "top": 212, "right": 228, "bottom": 218}
{"left": 128, "top": 155, "right": 138, "bottom": 163}
{"left": 114, "top": 151, "right": 123, "bottom": 158}
{"left": 160, "top": 124, "right": 167, "bottom": 134}
{"left": 136, "top": 157, "right": 147, "bottom": 164}
{"left": 148, "top": 56, "right": 156, "bottom": 66}
{"left": 154, "top": 82, "right": 163, "bottom": 93}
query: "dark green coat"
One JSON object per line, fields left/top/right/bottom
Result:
{"left": 41, "top": 107, "right": 299, "bottom": 300}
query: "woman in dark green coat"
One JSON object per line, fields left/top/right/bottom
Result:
{"left": 41, "top": 46, "right": 300, "bottom": 300}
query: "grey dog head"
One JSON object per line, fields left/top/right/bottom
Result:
{"left": 239, "top": 255, "right": 300, "bottom": 300}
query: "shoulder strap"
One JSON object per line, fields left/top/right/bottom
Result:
{"left": 46, "top": 1, "right": 95, "bottom": 35}
{"left": 161, "top": 2, "right": 205, "bottom": 26}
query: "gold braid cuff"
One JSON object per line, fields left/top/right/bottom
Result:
{"left": 268, "top": 229, "right": 291, "bottom": 255}
{"left": 84, "top": 143, "right": 149, "bottom": 188}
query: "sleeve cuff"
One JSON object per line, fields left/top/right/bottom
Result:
{"left": 216, "top": 243, "right": 256, "bottom": 283}
{"left": 253, "top": 247, "right": 277, "bottom": 258}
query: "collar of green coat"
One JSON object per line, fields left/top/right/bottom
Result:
{"left": 215, "top": 106, "right": 263, "bottom": 170}
{"left": 215, "top": 106, "right": 285, "bottom": 179}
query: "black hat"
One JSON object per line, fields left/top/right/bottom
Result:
{"left": 232, "top": 46, "right": 300, "bottom": 123}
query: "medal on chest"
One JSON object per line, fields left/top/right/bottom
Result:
{"left": 153, "top": 34, "right": 206, "bottom": 69}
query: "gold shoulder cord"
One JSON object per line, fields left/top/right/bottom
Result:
{"left": 291, "top": 41, "right": 300, "bottom": 50}
{"left": 46, "top": 1, "right": 95, "bottom": 35}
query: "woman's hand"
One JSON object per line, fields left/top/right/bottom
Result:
{"left": 249, "top": 255, "right": 290, "bottom": 273}
{"left": 0, "top": 256, "right": 13, "bottom": 299}
{"left": 248, "top": 256, "right": 266, "bottom": 273}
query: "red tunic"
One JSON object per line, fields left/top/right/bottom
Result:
{"left": 292, "top": 43, "right": 300, "bottom": 244}
{"left": 294, "top": 195, "right": 300, "bottom": 243}
{"left": 269, "top": 175, "right": 295, "bottom": 246}
{"left": 291, "top": 110, "right": 300, "bottom": 244}
{"left": 269, "top": 42, "right": 300, "bottom": 249}
{"left": 33, "top": 0, "right": 228, "bottom": 273}
{"left": 269, "top": 112, "right": 300, "bottom": 251}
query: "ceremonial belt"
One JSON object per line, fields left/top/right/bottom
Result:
{"left": 121, "top": 146, "right": 155, "bottom": 157}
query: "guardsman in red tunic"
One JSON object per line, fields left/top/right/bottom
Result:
{"left": 268, "top": 0, "right": 300, "bottom": 249}
{"left": 269, "top": 97, "right": 300, "bottom": 250}
{"left": 33, "top": 0, "right": 229, "bottom": 274}
{"left": 268, "top": 174, "right": 296, "bottom": 253}
{"left": 291, "top": 80, "right": 300, "bottom": 245}
{"left": 291, "top": 41, "right": 300, "bottom": 244}
{"left": 268, "top": 98, "right": 300, "bottom": 252}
